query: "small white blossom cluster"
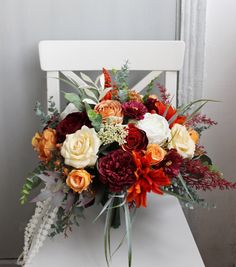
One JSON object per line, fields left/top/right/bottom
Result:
{"left": 17, "top": 199, "right": 58, "bottom": 266}
{"left": 98, "top": 123, "right": 128, "bottom": 145}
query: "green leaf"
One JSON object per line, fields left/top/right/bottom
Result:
{"left": 181, "top": 99, "right": 219, "bottom": 115}
{"left": 56, "top": 76, "right": 80, "bottom": 91}
{"left": 115, "top": 61, "right": 129, "bottom": 91}
{"left": 112, "top": 207, "right": 136, "bottom": 257}
{"left": 87, "top": 109, "right": 102, "bottom": 131}
{"left": 118, "top": 90, "right": 128, "bottom": 103}
{"left": 80, "top": 72, "right": 96, "bottom": 86}
{"left": 64, "top": 92, "right": 84, "bottom": 111}
{"left": 93, "top": 197, "right": 113, "bottom": 222}
{"left": 104, "top": 199, "right": 114, "bottom": 267}
{"left": 177, "top": 173, "right": 195, "bottom": 202}
{"left": 124, "top": 202, "right": 132, "bottom": 267}
{"left": 20, "top": 173, "right": 42, "bottom": 204}
{"left": 200, "top": 155, "right": 212, "bottom": 165}
{"left": 83, "top": 88, "right": 99, "bottom": 101}
{"left": 143, "top": 76, "right": 159, "bottom": 102}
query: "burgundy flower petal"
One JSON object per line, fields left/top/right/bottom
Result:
{"left": 122, "top": 101, "right": 147, "bottom": 120}
{"left": 56, "top": 112, "right": 91, "bottom": 143}
{"left": 98, "top": 149, "right": 136, "bottom": 192}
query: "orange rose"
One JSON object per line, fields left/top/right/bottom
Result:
{"left": 32, "top": 128, "right": 56, "bottom": 163}
{"left": 188, "top": 129, "right": 199, "bottom": 144}
{"left": 94, "top": 100, "right": 123, "bottom": 123}
{"left": 66, "top": 169, "right": 92, "bottom": 193}
{"left": 146, "top": 144, "right": 167, "bottom": 165}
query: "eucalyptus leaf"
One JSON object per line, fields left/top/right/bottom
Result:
{"left": 99, "top": 73, "right": 105, "bottom": 89}
{"left": 64, "top": 92, "right": 84, "bottom": 111}
{"left": 83, "top": 88, "right": 99, "bottom": 101}
{"left": 87, "top": 109, "right": 102, "bottom": 131}
{"left": 80, "top": 72, "right": 96, "bottom": 86}
{"left": 82, "top": 98, "right": 98, "bottom": 105}
{"left": 95, "top": 74, "right": 102, "bottom": 87}
{"left": 118, "top": 90, "right": 128, "bottom": 103}
{"left": 84, "top": 87, "right": 99, "bottom": 98}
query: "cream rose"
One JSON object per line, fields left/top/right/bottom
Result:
{"left": 61, "top": 126, "right": 101, "bottom": 168}
{"left": 168, "top": 123, "right": 195, "bottom": 158}
{"left": 137, "top": 113, "right": 170, "bottom": 145}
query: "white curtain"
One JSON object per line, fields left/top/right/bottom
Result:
{"left": 178, "top": 0, "right": 207, "bottom": 105}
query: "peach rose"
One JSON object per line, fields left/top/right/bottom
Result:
{"left": 66, "top": 169, "right": 92, "bottom": 193}
{"left": 94, "top": 100, "right": 123, "bottom": 123}
{"left": 188, "top": 128, "right": 199, "bottom": 144}
{"left": 146, "top": 144, "right": 167, "bottom": 165}
{"left": 32, "top": 128, "right": 57, "bottom": 163}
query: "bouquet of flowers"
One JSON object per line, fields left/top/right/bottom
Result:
{"left": 18, "top": 63, "right": 236, "bottom": 266}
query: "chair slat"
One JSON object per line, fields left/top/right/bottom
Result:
{"left": 39, "top": 40, "right": 185, "bottom": 71}
{"left": 47, "top": 71, "right": 60, "bottom": 112}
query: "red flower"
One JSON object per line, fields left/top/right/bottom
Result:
{"left": 102, "top": 68, "right": 112, "bottom": 88}
{"left": 101, "top": 68, "right": 120, "bottom": 100}
{"left": 182, "top": 159, "right": 236, "bottom": 191}
{"left": 122, "top": 124, "right": 148, "bottom": 152}
{"left": 157, "top": 149, "right": 183, "bottom": 177}
{"left": 122, "top": 101, "right": 147, "bottom": 120}
{"left": 56, "top": 112, "right": 91, "bottom": 143}
{"left": 145, "top": 97, "right": 186, "bottom": 128}
{"left": 127, "top": 151, "right": 170, "bottom": 208}
{"left": 98, "top": 149, "right": 136, "bottom": 192}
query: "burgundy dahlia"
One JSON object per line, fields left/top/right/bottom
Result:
{"left": 56, "top": 112, "right": 91, "bottom": 143}
{"left": 158, "top": 149, "right": 183, "bottom": 177}
{"left": 98, "top": 149, "right": 136, "bottom": 192}
{"left": 122, "top": 101, "right": 147, "bottom": 120}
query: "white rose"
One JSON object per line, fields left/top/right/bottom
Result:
{"left": 61, "top": 126, "right": 101, "bottom": 168}
{"left": 60, "top": 103, "right": 79, "bottom": 120}
{"left": 168, "top": 123, "right": 195, "bottom": 159}
{"left": 137, "top": 113, "right": 170, "bottom": 145}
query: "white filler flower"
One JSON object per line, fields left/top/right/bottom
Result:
{"left": 61, "top": 126, "right": 101, "bottom": 168}
{"left": 168, "top": 123, "right": 195, "bottom": 159}
{"left": 137, "top": 113, "right": 170, "bottom": 145}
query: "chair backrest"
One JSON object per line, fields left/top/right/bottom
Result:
{"left": 39, "top": 40, "right": 185, "bottom": 112}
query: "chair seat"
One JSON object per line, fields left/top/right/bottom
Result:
{"left": 26, "top": 195, "right": 205, "bottom": 267}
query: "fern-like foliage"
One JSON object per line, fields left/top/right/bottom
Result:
{"left": 20, "top": 165, "right": 45, "bottom": 204}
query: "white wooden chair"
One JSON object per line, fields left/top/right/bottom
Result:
{"left": 29, "top": 40, "right": 205, "bottom": 267}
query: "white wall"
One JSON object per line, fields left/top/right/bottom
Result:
{"left": 185, "top": 1, "right": 236, "bottom": 266}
